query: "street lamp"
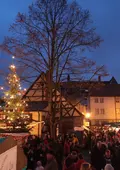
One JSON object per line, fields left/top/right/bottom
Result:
{"left": 85, "top": 112, "right": 91, "bottom": 119}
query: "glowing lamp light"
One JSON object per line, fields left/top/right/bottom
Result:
{"left": 10, "top": 64, "right": 15, "bottom": 69}
{"left": 6, "top": 93, "right": 9, "bottom": 96}
{"left": 85, "top": 113, "right": 91, "bottom": 119}
{"left": 12, "top": 56, "right": 15, "bottom": 59}
{"left": 0, "top": 87, "right": 4, "bottom": 90}
{"left": 10, "top": 95, "right": 14, "bottom": 99}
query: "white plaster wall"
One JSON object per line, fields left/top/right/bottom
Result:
{"left": 90, "top": 97, "right": 116, "bottom": 120}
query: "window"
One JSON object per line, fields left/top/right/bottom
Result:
{"left": 94, "top": 98, "right": 99, "bottom": 103}
{"left": 0, "top": 114, "right": 5, "bottom": 120}
{"left": 95, "top": 108, "right": 99, "bottom": 114}
{"left": 116, "top": 97, "right": 120, "bottom": 103}
{"left": 116, "top": 108, "right": 120, "bottom": 114}
{"left": 100, "top": 109, "right": 105, "bottom": 114}
{"left": 100, "top": 98, "right": 104, "bottom": 103}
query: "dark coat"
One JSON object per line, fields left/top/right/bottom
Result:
{"left": 45, "top": 159, "right": 58, "bottom": 170}
{"left": 91, "top": 146, "right": 105, "bottom": 170}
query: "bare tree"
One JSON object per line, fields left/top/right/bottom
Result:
{"left": 0, "top": 0, "right": 106, "bottom": 137}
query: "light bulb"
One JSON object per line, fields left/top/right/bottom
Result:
{"left": 0, "top": 87, "right": 3, "bottom": 90}
{"left": 10, "top": 95, "right": 14, "bottom": 99}
{"left": 12, "top": 56, "right": 15, "bottom": 59}
{"left": 10, "top": 64, "right": 15, "bottom": 69}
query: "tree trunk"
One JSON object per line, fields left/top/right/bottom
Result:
{"left": 47, "top": 70, "right": 56, "bottom": 139}
{"left": 50, "top": 123, "right": 56, "bottom": 139}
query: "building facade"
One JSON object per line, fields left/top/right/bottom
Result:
{"left": 89, "top": 84, "right": 120, "bottom": 126}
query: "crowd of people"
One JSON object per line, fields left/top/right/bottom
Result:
{"left": 90, "top": 129, "right": 120, "bottom": 170}
{"left": 22, "top": 128, "right": 120, "bottom": 170}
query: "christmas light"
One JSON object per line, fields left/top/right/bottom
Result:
{"left": 10, "top": 95, "right": 14, "bottom": 99}
{"left": 10, "top": 64, "right": 15, "bottom": 69}
{"left": 3, "top": 61, "right": 31, "bottom": 131}
{"left": 0, "top": 87, "right": 4, "bottom": 90}
{"left": 12, "top": 56, "right": 15, "bottom": 59}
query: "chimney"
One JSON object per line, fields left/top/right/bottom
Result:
{"left": 67, "top": 74, "right": 70, "bottom": 82}
{"left": 98, "top": 75, "right": 101, "bottom": 82}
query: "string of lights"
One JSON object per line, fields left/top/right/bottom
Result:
{"left": 1, "top": 56, "right": 31, "bottom": 132}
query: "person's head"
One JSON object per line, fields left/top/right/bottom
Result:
{"left": 80, "top": 162, "right": 91, "bottom": 170}
{"left": 71, "top": 151, "right": 78, "bottom": 161}
{"left": 46, "top": 150, "right": 54, "bottom": 161}
{"left": 37, "top": 161, "right": 42, "bottom": 167}
{"left": 78, "top": 153, "right": 83, "bottom": 160}
{"left": 104, "top": 164, "right": 114, "bottom": 170}
{"left": 105, "top": 150, "right": 111, "bottom": 157}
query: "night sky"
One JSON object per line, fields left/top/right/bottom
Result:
{"left": 0, "top": 0, "right": 120, "bottom": 85}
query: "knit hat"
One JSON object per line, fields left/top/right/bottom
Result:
{"left": 104, "top": 164, "right": 114, "bottom": 170}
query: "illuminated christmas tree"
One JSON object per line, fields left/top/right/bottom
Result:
{"left": 3, "top": 60, "right": 31, "bottom": 131}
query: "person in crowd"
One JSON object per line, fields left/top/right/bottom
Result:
{"left": 35, "top": 161, "right": 44, "bottom": 170}
{"left": 76, "top": 153, "right": 85, "bottom": 170}
{"left": 91, "top": 141, "right": 105, "bottom": 170}
{"left": 63, "top": 155, "right": 77, "bottom": 170}
{"left": 64, "top": 138, "right": 70, "bottom": 157}
{"left": 26, "top": 147, "right": 35, "bottom": 170}
{"left": 104, "top": 164, "right": 114, "bottom": 170}
{"left": 80, "top": 162, "right": 92, "bottom": 170}
{"left": 44, "top": 150, "right": 58, "bottom": 170}
{"left": 71, "top": 150, "right": 78, "bottom": 163}
{"left": 103, "top": 149, "right": 113, "bottom": 165}
{"left": 73, "top": 135, "right": 79, "bottom": 145}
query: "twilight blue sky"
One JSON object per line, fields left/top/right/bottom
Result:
{"left": 0, "top": 0, "right": 120, "bottom": 85}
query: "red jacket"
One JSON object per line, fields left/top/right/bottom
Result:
{"left": 76, "top": 159, "right": 85, "bottom": 170}
{"left": 64, "top": 142, "right": 70, "bottom": 156}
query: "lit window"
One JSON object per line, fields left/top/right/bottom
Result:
{"left": 94, "top": 98, "right": 99, "bottom": 103}
{"left": 116, "top": 97, "right": 120, "bottom": 103}
{"left": 100, "top": 109, "right": 105, "bottom": 114}
{"left": 100, "top": 98, "right": 104, "bottom": 103}
{"left": 95, "top": 108, "right": 99, "bottom": 114}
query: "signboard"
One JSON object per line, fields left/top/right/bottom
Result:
{"left": 84, "top": 121, "right": 90, "bottom": 127}
{"left": 0, "top": 146, "right": 17, "bottom": 170}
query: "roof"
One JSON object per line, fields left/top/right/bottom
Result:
{"left": 90, "top": 84, "right": 120, "bottom": 97}
{"left": 61, "top": 76, "right": 118, "bottom": 88}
